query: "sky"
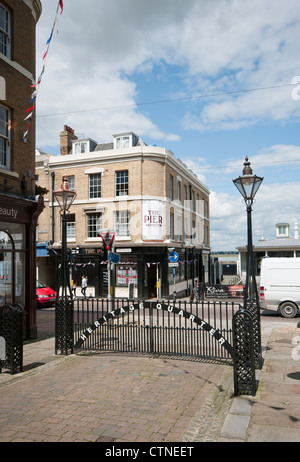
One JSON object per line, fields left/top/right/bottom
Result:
{"left": 35, "top": 0, "right": 300, "bottom": 251}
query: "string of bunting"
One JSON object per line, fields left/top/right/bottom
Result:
{"left": 23, "top": 0, "right": 64, "bottom": 142}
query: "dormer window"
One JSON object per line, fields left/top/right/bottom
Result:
{"left": 74, "top": 141, "right": 88, "bottom": 154}
{"left": 72, "top": 138, "right": 97, "bottom": 154}
{"left": 276, "top": 223, "right": 289, "bottom": 238}
{"left": 113, "top": 132, "right": 138, "bottom": 149}
{"left": 116, "top": 136, "right": 129, "bottom": 149}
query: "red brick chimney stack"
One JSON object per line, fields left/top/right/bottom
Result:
{"left": 60, "top": 125, "right": 78, "bottom": 155}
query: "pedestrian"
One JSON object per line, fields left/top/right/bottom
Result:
{"left": 81, "top": 275, "right": 88, "bottom": 298}
{"left": 195, "top": 280, "right": 200, "bottom": 301}
{"left": 72, "top": 278, "right": 77, "bottom": 297}
{"left": 190, "top": 283, "right": 195, "bottom": 302}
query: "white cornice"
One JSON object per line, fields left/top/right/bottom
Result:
{"left": 22, "top": 0, "right": 42, "bottom": 22}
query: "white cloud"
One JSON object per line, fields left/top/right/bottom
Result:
{"left": 210, "top": 181, "right": 300, "bottom": 251}
{"left": 36, "top": 0, "right": 300, "bottom": 148}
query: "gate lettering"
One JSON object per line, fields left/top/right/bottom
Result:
{"left": 74, "top": 301, "right": 233, "bottom": 356}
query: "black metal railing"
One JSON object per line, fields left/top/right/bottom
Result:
{"left": 73, "top": 298, "right": 240, "bottom": 363}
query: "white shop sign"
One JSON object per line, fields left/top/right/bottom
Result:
{"left": 142, "top": 200, "right": 164, "bottom": 241}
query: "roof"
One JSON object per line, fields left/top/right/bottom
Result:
{"left": 254, "top": 237, "right": 300, "bottom": 248}
{"left": 238, "top": 237, "right": 300, "bottom": 251}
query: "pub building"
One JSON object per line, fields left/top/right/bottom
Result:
{"left": 36, "top": 128, "right": 211, "bottom": 299}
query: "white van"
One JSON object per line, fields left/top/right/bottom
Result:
{"left": 259, "top": 257, "right": 300, "bottom": 318}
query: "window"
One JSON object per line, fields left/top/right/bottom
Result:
{"left": 169, "top": 212, "right": 174, "bottom": 240}
{"left": 0, "top": 105, "right": 10, "bottom": 169}
{"left": 66, "top": 214, "right": 75, "bottom": 241}
{"left": 277, "top": 225, "right": 289, "bottom": 237}
{"left": 116, "top": 136, "right": 130, "bottom": 149}
{"left": 177, "top": 216, "right": 182, "bottom": 241}
{"left": 192, "top": 220, "right": 196, "bottom": 243}
{"left": 116, "top": 170, "right": 128, "bottom": 196}
{"left": 87, "top": 213, "right": 102, "bottom": 238}
{"left": 177, "top": 182, "right": 181, "bottom": 202}
{"left": 184, "top": 185, "right": 187, "bottom": 204}
{"left": 89, "top": 173, "right": 101, "bottom": 199}
{"left": 74, "top": 141, "right": 88, "bottom": 154}
{"left": 114, "top": 211, "right": 130, "bottom": 237}
{"left": 192, "top": 191, "right": 195, "bottom": 211}
{"left": 67, "top": 175, "right": 75, "bottom": 190}
{"left": 169, "top": 175, "right": 174, "bottom": 201}
{"left": 0, "top": 4, "right": 10, "bottom": 58}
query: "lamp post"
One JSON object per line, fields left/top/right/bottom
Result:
{"left": 233, "top": 156, "right": 263, "bottom": 308}
{"left": 233, "top": 156, "right": 263, "bottom": 369}
{"left": 54, "top": 176, "right": 76, "bottom": 355}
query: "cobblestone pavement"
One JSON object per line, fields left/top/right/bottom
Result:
{"left": 0, "top": 343, "right": 231, "bottom": 443}
{"left": 1, "top": 314, "right": 299, "bottom": 444}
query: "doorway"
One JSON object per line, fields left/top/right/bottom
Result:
{"left": 147, "top": 264, "right": 157, "bottom": 298}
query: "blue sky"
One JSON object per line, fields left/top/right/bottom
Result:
{"left": 35, "top": 0, "right": 300, "bottom": 251}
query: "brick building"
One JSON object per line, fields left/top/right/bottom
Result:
{"left": 0, "top": 0, "right": 43, "bottom": 339}
{"left": 36, "top": 127, "right": 211, "bottom": 299}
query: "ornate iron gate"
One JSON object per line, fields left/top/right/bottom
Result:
{"left": 73, "top": 299, "right": 239, "bottom": 363}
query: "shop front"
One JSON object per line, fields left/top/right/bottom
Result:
{"left": 0, "top": 194, "right": 44, "bottom": 340}
{"left": 49, "top": 243, "right": 209, "bottom": 301}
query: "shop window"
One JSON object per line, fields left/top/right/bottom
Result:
{"left": 0, "top": 225, "right": 26, "bottom": 307}
{"left": 116, "top": 265, "right": 137, "bottom": 286}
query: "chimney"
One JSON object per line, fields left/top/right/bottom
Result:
{"left": 294, "top": 222, "right": 298, "bottom": 240}
{"left": 60, "top": 125, "right": 77, "bottom": 155}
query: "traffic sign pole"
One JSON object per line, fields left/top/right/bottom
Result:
{"left": 99, "top": 231, "right": 116, "bottom": 310}
{"left": 168, "top": 250, "right": 179, "bottom": 300}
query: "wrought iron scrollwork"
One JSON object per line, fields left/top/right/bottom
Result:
{"left": 0, "top": 304, "right": 23, "bottom": 374}
{"left": 233, "top": 307, "right": 256, "bottom": 396}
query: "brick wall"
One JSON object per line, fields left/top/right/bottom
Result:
{"left": 36, "top": 145, "right": 210, "bottom": 248}
{"left": 0, "top": 0, "right": 41, "bottom": 196}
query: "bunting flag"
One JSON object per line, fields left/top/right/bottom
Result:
{"left": 23, "top": 0, "right": 64, "bottom": 142}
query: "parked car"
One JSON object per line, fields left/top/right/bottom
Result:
{"left": 259, "top": 257, "right": 300, "bottom": 318}
{"left": 36, "top": 280, "right": 56, "bottom": 308}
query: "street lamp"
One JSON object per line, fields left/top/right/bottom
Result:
{"left": 233, "top": 156, "right": 263, "bottom": 308}
{"left": 53, "top": 176, "right": 76, "bottom": 354}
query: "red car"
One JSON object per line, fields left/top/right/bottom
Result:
{"left": 36, "top": 280, "right": 56, "bottom": 308}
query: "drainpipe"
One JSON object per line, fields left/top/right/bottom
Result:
{"left": 51, "top": 172, "right": 55, "bottom": 244}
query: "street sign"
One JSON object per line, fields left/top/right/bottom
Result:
{"left": 168, "top": 251, "right": 179, "bottom": 263}
{"left": 168, "top": 262, "right": 179, "bottom": 267}
{"left": 108, "top": 252, "right": 121, "bottom": 264}
{"left": 100, "top": 231, "right": 115, "bottom": 250}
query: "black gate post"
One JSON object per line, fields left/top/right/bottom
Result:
{"left": 233, "top": 307, "right": 256, "bottom": 396}
{"left": 0, "top": 304, "right": 23, "bottom": 374}
{"left": 55, "top": 210, "right": 74, "bottom": 355}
